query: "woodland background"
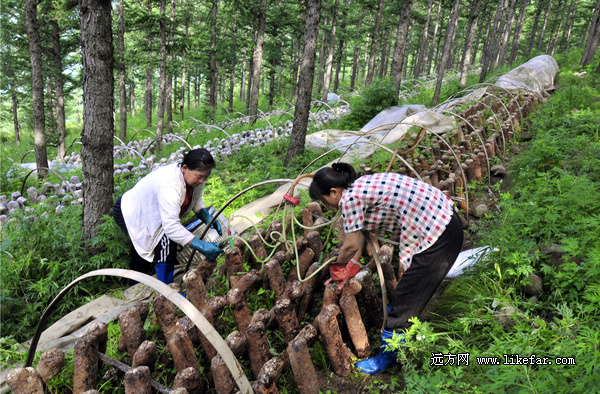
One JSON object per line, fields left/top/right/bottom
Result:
{"left": 1, "top": 0, "right": 600, "bottom": 391}
{"left": 2, "top": 0, "right": 599, "bottom": 241}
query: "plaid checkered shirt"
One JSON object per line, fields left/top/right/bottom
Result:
{"left": 339, "top": 173, "right": 454, "bottom": 271}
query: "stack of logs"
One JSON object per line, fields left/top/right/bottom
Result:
{"left": 7, "top": 201, "right": 399, "bottom": 393}
{"left": 6, "top": 91, "right": 540, "bottom": 393}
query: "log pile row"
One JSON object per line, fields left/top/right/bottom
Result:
{"left": 7, "top": 91, "right": 540, "bottom": 393}
{"left": 392, "top": 92, "right": 540, "bottom": 204}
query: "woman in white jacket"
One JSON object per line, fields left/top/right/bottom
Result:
{"left": 113, "top": 148, "right": 223, "bottom": 284}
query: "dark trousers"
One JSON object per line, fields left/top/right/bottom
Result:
{"left": 113, "top": 196, "right": 177, "bottom": 276}
{"left": 385, "top": 210, "right": 464, "bottom": 331}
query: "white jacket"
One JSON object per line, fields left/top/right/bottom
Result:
{"left": 121, "top": 163, "right": 206, "bottom": 262}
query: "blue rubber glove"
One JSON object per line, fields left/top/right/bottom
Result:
{"left": 190, "top": 237, "right": 223, "bottom": 261}
{"left": 197, "top": 208, "right": 223, "bottom": 236}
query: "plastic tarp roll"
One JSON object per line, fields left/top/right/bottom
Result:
{"left": 439, "top": 54, "right": 559, "bottom": 111}
{"left": 493, "top": 55, "right": 559, "bottom": 98}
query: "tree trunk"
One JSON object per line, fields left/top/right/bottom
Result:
{"left": 508, "top": 0, "right": 528, "bottom": 64}
{"left": 269, "top": 28, "right": 278, "bottom": 111}
{"left": 50, "top": 19, "right": 67, "bottom": 159}
{"left": 536, "top": 0, "right": 553, "bottom": 51}
{"left": 316, "top": 13, "right": 328, "bottom": 96}
{"left": 25, "top": 0, "right": 49, "bottom": 178}
{"left": 560, "top": 0, "right": 577, "bottom": 52}
{"left": 378, "top": 23, "right": 390, "bottom": 79}
{"left": 459, "top": 0, "right": 482, "bottom": 86}
{"left": 426, "top": 0, "right": 442, "bottom": 76}
{"left": 79, "top": 0, "right": 115, "bottom": 242}
{"left": 497, "top": 0, "right": 516, "bottom": 67}
{"left": 479, "top": 0, "right": 506, "bottom": 82}
{"left": 250, "top": 0, "right": 268, "bottom": 122}
{"left": 180, "top": 59, "right": 187, "bottom": 120}
{"left": 155, "top": 0, "right": 167, "bottom": 151}
{"left": 166, "top": 0, "right": 175, "bottom": 134}
{"left": 488, "top": 0, "right": 509, "bottom": 73}
{"left": 432, "top": 9, "right": 445, "bottom": 73}
{"left": 581, "top": 0, "right": 600, "bottom": 66}
{"left": 277, "top": 38, "right": 285, "bottom": 95}
{"left": 187, "top": 65, "right": 191, "bottom": 111}
{"left": 117, "top": 0, "right": 127, "bottom": 142}
{"left": 334, "top": 0, "right": 347, "bottom": 92}
{"left": 144, "top": 0, "right": 153, "bottom": 128}
{"left": 291, "top": 36, "right": 300, "bottom": 101}
{"left": 245, "top": 46, "right": 254, "bottom": 114}
{"left": 361, "top": 23, "right": 371, "bottom": 84}
{"left": 350, "top": 9, "right": 362, "bottom": 90}
{"left": 46, "top": 77, "right": 57, "bottom": 142}
{"left": 366, "top": 0, "right": 384, "bottom": 86}
{"left": 180, "top": 0, "right": 190, "bottom": 120}
{"left": 193, "top": 66, "right": 198, "bottom": 109}
{"left": 526, "top": 0, "right": 544, "bottom": 57}
{"left": 472, "top": 5, "right": 490, "bottom": 69}
{"left": 268, "top": 23, "right": 279, "bottom": 110}
{"left": 240, "top": 31, "right": 247, "bottom": 103}
{"left": 390, "top": 0, "right": 413, "bottom": 92}
{"left": 6, "top": 61, "right": 20, "bottom": 145}
{"left": 547, "top": 0, "right": 567, "bottom": 55}
{"left": 130, "top": 69, "right": 136, "bottom": 117}
{"left": 209, "top": 0, "right": 218, "bottom": 119}
{"left": 229, "top": 17, "right": 237, "bottom": 112}
{"left": 431, "top": 0, "right": 461, "bottom": 106}
{"left": 414, "top": 0, "right": 433, "bottom": 79}
{"left": 403, "top": 21, "right": 413, "bottom": 79}
{"left": 285, "top": 0, "right": 321, "bottom": 166}
{"left": 322, "top": 0, "right": 340, "bottom": 101}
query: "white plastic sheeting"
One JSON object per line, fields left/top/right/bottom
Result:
{"left": 228, "top": 55, "right": 559, "bottom": 235}
{"left": 305, "top": 104, "right": 457, "bottom": 157}
{"left": 438, "top": 54, "right": 559, "bottom": 111}
{"left": 446, "top": 246, "right": 499, "bottom": 278}
{"left": 494, "top": 55, "right": 559, "bottom": 98}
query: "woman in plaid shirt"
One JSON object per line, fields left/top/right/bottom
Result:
{"left": 309, "top": 162, "right": 464, "bottom": 374}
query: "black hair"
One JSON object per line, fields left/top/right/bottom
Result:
{"left": 181, "top": 148, "right": 215, "bottom": 171}
{"left": 309, "top": 162, "right": 358, "bottom": 201}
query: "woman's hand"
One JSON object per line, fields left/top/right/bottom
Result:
{"left": 190, "top": 237, "right": 223, "bottom": 261}
{"left": 324, "top": 262, "right": 347, "bottom": 287}
{"left": 336, "top": 258, "right": 364, "bottom": 290}
{"left": 197, "top": 208, "right": 223, "bottom": 235}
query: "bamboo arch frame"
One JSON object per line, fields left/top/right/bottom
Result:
{"left": 25, "top": 269, "right": 253, "bottom": 393}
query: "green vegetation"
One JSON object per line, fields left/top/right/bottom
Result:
{"left": 2, "top": 51, "right": 599, "bottom": 393}
{"left": 339, "top": 78, "right": 399, "bottom": 130}
{"left": 382, "top": 62, "right": 600, "bottom": 392}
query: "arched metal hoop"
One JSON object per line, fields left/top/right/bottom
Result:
{"left": 25, "top": 269, "right": 253, "bottom": 393}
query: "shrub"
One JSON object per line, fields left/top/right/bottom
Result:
{"left": 339, "top": 78, "right": 399, "bottom": 130}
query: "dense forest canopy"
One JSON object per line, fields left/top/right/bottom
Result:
{"left": 2, "top": 0, "right": 599, "bottom": 137}
{"left": 1, "top": 0, "right": 599, "bottom": 236}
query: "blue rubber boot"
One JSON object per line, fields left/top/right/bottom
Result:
{"left": 355, "top": 329, "right": 402, "bottom": 374}
{"left": 155, "top": 262, "right": 174, "bottom": 285}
